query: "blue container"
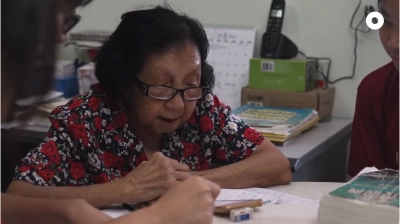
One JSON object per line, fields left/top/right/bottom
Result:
{"left": 54, "top": 75, "right": 79, "bottom": 98}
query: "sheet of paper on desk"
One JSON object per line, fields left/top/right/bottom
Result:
{"left": 215, "top": 188, "right": 318, "bottom": 206}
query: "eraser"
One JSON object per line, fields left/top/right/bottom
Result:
{"left": 229, "top": 207, "right": 254, "bottom": 222}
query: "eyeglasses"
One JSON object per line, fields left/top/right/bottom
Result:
{"left": 62, "top": 14, "right": 81, "bottom": 33}
{"left": 61, "top": 0, "right": 92, "bottom": 33}
{"left": 134, "top": 78, "right": 210, "bottom": 101}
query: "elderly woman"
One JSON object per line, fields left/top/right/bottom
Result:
{"left": 8, "top": 5, "right": 291, "bottom": 208}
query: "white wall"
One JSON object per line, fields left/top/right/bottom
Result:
{"left": 59, "top": 0, "right": 391, "bottom": 118}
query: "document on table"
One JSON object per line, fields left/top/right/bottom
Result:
{"left": 215, "top": 188, "right": 318, "bottom": 206}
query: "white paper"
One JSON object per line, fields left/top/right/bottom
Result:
{"left": 1, "top": 120, "right": 26, "bottom": 130}
{"left": 356, "top": 167, "right": 379, "bottom": 176}
{"left": 15, "top": 91, "right": 64, "bottom": 106}
{"left": 27, "top": 116, "right": 51, "bottom": 127}
{"left": 102, "top": 207, "right": 129, "bottom": 219}
{"left": 35, "top": 98, "right": 71, "bottom": 113}
{"left": 215, "top": 188, "right": 318, "bottom": 206}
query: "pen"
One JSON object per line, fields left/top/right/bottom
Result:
{"left": 122, "top": 203, "right": 136, "bottom": 212}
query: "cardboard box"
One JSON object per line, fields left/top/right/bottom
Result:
{"left": 249, "top": 58, "right": 318, "bottom": 92}
{"left": 241, "top": 87, "right": 335, "bottom": 120}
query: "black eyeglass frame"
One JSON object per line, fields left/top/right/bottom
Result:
{"left": 134, "top": 78, "right": 211, "bottom": 101}
{"left": 62, "top": 14, "right": 81, "bottom": 34}
{"left": 62, "top": 0, "right": 92, "bottom": 33}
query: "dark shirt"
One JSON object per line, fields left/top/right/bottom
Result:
{"left": 348, "top": 62, "right": 399, "bottom": 176}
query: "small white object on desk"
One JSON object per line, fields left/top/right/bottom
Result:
{"left": 230, "top": 207, "right": 253, "bottom": 222}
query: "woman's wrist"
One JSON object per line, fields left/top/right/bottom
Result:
{"left": 112, "top": 175, "right": 143, "bottom": 204}
{"left": 62, "top": 199, "right": 89, "bottom": 223}
{"left": 143, "top": 204, "right": 163, "bottom": 224}
{"left": 106, "top": 205, "right": 161, "bottom": 224}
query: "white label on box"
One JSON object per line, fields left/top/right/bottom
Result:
{"left": 261, "top": 61, "right": 275, "bottom": 72}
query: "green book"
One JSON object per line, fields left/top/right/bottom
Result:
{"left": 329, "top": 169, "right": 399, "bottom": 208}
{"left": 318, "top": 168, "right": 399, "bottom": 224}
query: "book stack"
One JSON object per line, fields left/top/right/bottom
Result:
{"left": 318, "top": 168, "right": 399, "bottom": 224}
{"left": 232, "top": 105, "right": 319, "bottom": 145}
{"left": 67, "top": 30, "right": 111, "bottom": 49}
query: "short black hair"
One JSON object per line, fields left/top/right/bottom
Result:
{"left": 94, "top": 4, "right": 215, "bottom": 104}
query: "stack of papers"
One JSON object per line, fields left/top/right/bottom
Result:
{"left": 233, "top": 105, "right": 319, "bottom": 145}
{"left": 66, "top": 30, "right": 111, "bottom": 49}
{"left": 15, "top": 91, "right": 64, "bottom": 107}
{"left": 2, "top": 94, "right": 68, "bottom": 130}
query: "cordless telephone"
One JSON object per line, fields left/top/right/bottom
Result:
{"left": 261, "top": 0, "right": 298, "bottom": 59}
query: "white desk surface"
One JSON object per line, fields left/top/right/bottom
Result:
{"left": 102, "top": 182, "right": 343, "bottom": 224}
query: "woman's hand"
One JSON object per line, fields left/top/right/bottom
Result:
{"left": 103, "top": 177, "right": 220, "bottom": 224}
{"left": 149, "top": 176, "right": 221, "bottom": 224}
{"left": 115, "top": 152, "right": 191, "bottom": 203}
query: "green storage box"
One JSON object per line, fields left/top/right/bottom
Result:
{"left": 249, "top": 58, "right": 318, "bottom": 92}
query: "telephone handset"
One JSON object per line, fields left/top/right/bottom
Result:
{"left": 261, "top": 0, "right": 298, "bottom": 59}
{"left": 262, "top": 0, "right": 285, "bottom": 53}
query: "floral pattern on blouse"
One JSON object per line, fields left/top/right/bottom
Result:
{"left": 13, "top": 84, "right": 264, "bottom": 186}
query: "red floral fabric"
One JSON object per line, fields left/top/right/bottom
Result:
{"left": 13, "top": 84, "right": 264, "bottom": 186}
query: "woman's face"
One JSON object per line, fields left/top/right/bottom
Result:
{"left": 379, "top": 0, "right": 399, "bottom": 70}
{"left": 130, "top": 43, "right": 202, "bottom": 134}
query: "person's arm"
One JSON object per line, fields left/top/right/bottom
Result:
{"left": 1, "top": 193, "right": 112, "bottom": 224}
{"left": 6, "top": 107, "right": 146, "bottom": 208}
{"left": 7, "top": 180, "right": 133, "bottom": 209}
{"left": 193, "top": 96, "right": 291, "bottom": 188}
{"left": 105, "top": 176, "right": 220, "bottom": 224}
{"left": 347, "top": 84, "right": 384, "bottom": 177}
{"left": 104, "top": 208, "right": 160, "bottom": 224}
{"left": 195, "top": 140, "right": 292, "bottom": 188}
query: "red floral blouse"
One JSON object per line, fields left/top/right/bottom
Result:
{"left": 13, "top": 84, "right": 264, "bottom": 186}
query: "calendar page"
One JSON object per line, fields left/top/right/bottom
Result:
{"left": 204, "top": 24, "right": 256, "bottom": 110}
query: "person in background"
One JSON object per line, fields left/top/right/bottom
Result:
{"left": 1, "top": 1, "right": 220, "bottom": 224}
{"left": 7, "top": 4, "right": 292, "bottom": 208}
{"left": 347, "top": 0, "right": 399, "bottom": 177}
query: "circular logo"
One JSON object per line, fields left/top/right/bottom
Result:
{"left": 366, "top": 12, "right": 384, "bottom": 30}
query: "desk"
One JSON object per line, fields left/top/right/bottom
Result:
{"left": 102, "top": 182, "right": 343, "bottom": 224}
{"left": 279, "top": 117, "right": 352, "bottom": 182}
